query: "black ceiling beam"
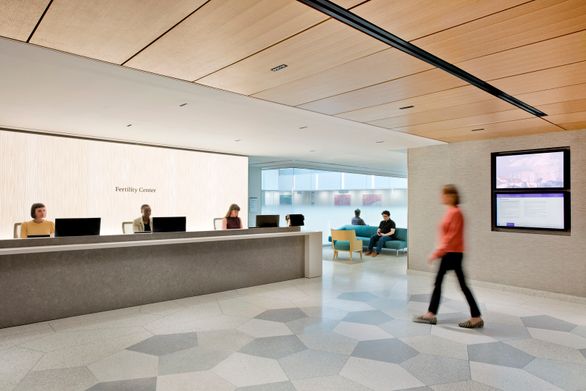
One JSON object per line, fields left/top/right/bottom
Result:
{"left": 297, "top": 0, "right": 547, "bottom": 117}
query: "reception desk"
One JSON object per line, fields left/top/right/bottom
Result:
{"left": 0, "top": 228, "right": 322, "bottom": 329}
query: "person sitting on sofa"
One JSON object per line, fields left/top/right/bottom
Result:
{"left": 351, "top": 209, "right": 366, "bottom": 225}
{"left": 365, "top": 210, "right": 396, "bottom": 257}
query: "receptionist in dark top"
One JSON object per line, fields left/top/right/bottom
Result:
{"left": 133, "top": 204, "right": 153, "bottom": 233}
{"left": 222, "top": 204, "right": 242, "bottom": 229}
{"left": 365, "top": 210, "right": 396, "bottom": 257}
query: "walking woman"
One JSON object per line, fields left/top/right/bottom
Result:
{"left": 414, "top": 185, "right": 483, "bottom": 328}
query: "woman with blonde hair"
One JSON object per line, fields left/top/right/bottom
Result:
{"left": 414, "top": 184, "right": 483, "bottom": 328}
{"left": 222, "top": 204, "right": 242, "bottom": 229}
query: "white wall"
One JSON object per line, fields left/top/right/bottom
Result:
{"left": 408, "top": 129, "right": 586, "bottom": 297}
{"left": 0, "top": 131, "right": 248, "bottom": 238}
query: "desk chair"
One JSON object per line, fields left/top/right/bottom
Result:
{"left": 13, "top": 222, "right": 22, "bottom": 239}
{"left": 122, "top": 221, "right": 134, "bottom": 234}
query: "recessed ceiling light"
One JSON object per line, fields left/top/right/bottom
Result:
{"left": 179, "top": 103, "right": 188, "bottom": 107}
{"left": 271, "top": 64, "right": 288, "bottom": 72}
{"left": 234, "top": 139, "right": 242, "bottom": 142}
{"left": 399, "top": 105, "right": 414, "bottom": 110}
{"left": 471, "top": 128, "right": 485, "bottom": 132}
{"left": 298, "top": 125, "right": 308, "bottom": 129}
{"left": 309, "top": 149, "right": 316, "bottom": 153}
{"left": 126, "top": 124, "right": 132, "bottom": 127}
{"left": 376, "top": 140, "right": 384, "bottom": 144}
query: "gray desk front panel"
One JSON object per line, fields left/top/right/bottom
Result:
{"left": 0, "top": 235, "right": 304, "bottom": 328}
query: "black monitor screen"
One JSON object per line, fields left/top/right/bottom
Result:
{"left": 493, "top": 148, "right": 569, "bottom": 190}
{"left": 55, "top": 218, "right": 101, "bottom": 237}
{"left": 153, "top": 217, "right": 186, "bottom": 233}
{"left": 286, "top": 214, "right": 305, "bottom": 226}
{"left": 256, "top": 215, "right": 279, "bottom": 228}
{"left": 494, "top": 193, "right": 568, "bottom": 230}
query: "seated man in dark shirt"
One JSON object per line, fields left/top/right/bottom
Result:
{"left": 351, "top": 208, "right": 365, "bottom": 225}
{"left": 365, "top": 210, "right": 396, "bottom": 257}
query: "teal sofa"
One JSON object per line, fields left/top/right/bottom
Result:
{"left": 328, "top": 225, "right": 408, "bottom": 255}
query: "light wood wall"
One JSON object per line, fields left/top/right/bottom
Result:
{"left": 0, "top": 131, "right": 248, "bottom": 238}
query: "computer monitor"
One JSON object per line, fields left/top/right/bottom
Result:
{"left": 55, "top": 218, "right": 101, "bottom": 237}
{"left": 286, "top": 214, "right": 305, "bottom": 227}
{"left": 27, "top": 234, "right": 50, "bottom": 238}
{"left": 255, "top": 215, "right": 279, "bottom": 228}
{"left": 152, "top": 216, "right": 186, "bottom": 233}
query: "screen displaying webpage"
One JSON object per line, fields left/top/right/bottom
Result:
{"left": 495, "top": 193, "right": 565, "bottom": 229}
{"left": 496, "top": 151, "right": 564, "bottom": 189}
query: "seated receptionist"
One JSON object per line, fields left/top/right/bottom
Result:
{"left": 133, "top": 204, "right": 153, "bottom": 233}
{"left": 222, "top": 204, "right": 242, "bottom": 229}
{"left": 21, "top": 203, "right": 55, "bottom": 238}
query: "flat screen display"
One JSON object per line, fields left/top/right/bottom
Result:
{"left": 495, "top": 193, "right": 565, "bottom": 230}
{"left": 55, "top": 218, "right": 101, "bottom": 237}
{"left": 495, "top": 151, "right": 565, "bottom": 189}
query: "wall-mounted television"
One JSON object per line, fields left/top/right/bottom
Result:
{"left": 491, "top": 147, "right": 570, "bottom": 233}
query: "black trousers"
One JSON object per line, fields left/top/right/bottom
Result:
{"left": 428, "top": 252, "right": 481, "bottom": 317}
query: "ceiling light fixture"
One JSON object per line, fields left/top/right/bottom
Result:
{"left": 309, "top": 149, "right": 316, "bottom": 153}
{"left": 471, "top": 128, "right": 485, "bottom": 132}
{"left": 271, "top": 64, "right": 288, "bottom": 72}
{"left": 179, "top": 103, "right": 188, "bottom": 107}
{"left": 298, "top": 125, "right": 308, "bottom": 129}
{"left": 298, "top": 0, "right": 546, "bottom": 117}
{"left": 399, "top": 105, "right": 414, "bottom": 110}
{"left": 126, "top": 124, "right": 132, "bottom": 127}
{"left": 234, "top": 139, "right": 242, "bottom": 142}
{"left": 376, "top": 140, "right": 385, "bottom": 143}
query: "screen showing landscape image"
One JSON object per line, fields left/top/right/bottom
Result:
{"left": 495, "top": 151, "right": 564, "bottom": 189}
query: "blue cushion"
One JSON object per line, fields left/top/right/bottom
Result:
{"left": 332, "top": 240, "right": 351, "bottom": 250}
{"left": 330, "top": 225, "right": 408, "bottom": 251}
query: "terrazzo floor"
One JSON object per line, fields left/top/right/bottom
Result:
{"left": 2, "top": 249, "right": 586, "bottom": 391}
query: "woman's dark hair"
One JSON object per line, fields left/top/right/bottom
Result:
{"left": 225, "top": 204, "right": 241, "bottom": 218}
{"left": 30, "top": 203, "right": 45, "bottom": 218}
{"left": 443, "top": 184, "right": 461, "bottom": 205}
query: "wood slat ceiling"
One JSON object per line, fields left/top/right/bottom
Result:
{"left": 1, "top": 0, "right": 585, "bottom": 143}
{"left": 0, "top": 0, "right": 50, "bottom": 41}
{"left": 30, "top": 0, "right": 208, "bottom": 64}
{"left": 126, "top": 0, "right": 364, "bottom": 80}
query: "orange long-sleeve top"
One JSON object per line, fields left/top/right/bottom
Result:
{"left": 431, "top": 206, "right": 464, "bottom": 259}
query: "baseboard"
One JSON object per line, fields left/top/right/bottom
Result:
{"left": 407, "top": 269, "right": 586, "bottom": 304}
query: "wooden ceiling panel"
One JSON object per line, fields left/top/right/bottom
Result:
{"left": 456, "top": 30, "right": 586, "bottom": 82}
{"left": 492, "top": 61, "right": 586, "bottom": 95}
{"left": 30, "top": 0, "right": 207, "bottom": 64}
{"left": 352, "top": 0, "right": 526, "bottom": 41}
{"left": 368, "top": 97, "right": 514, "bottom": 130}
{"left": 388, "top": 108, "right": 532, "bottom": 135}
{"left": 126, "top": 0, "right": 364, "bottom": 81}
{"left": 253, "top": 48, "right": 431, "bottom": 106}
{"left": 0, "top": 0, "right": 50, "bottom": 41}
{"left": 545, "top": 111, "right": 586, "bottom": 130}
{"left": 520, "top": 84, "right": 586, "bottom": 108}
{"left": 338, "top": 86, "right": 488, "bottom": 122}
{"left": 299, "top": 68, "right": 466, "bottom": 115}
{"left": 414, "top": 0, "right": 586, "bottom": 65}
{"left": 408, "top": 118, "right": 563, "bottom": 143}
{"left": 196, "top": 16, "right": 387, "bottom": 95}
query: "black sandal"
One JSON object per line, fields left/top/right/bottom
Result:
{"left": 458, "top": 319, "right": 484, "bottom": 329}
